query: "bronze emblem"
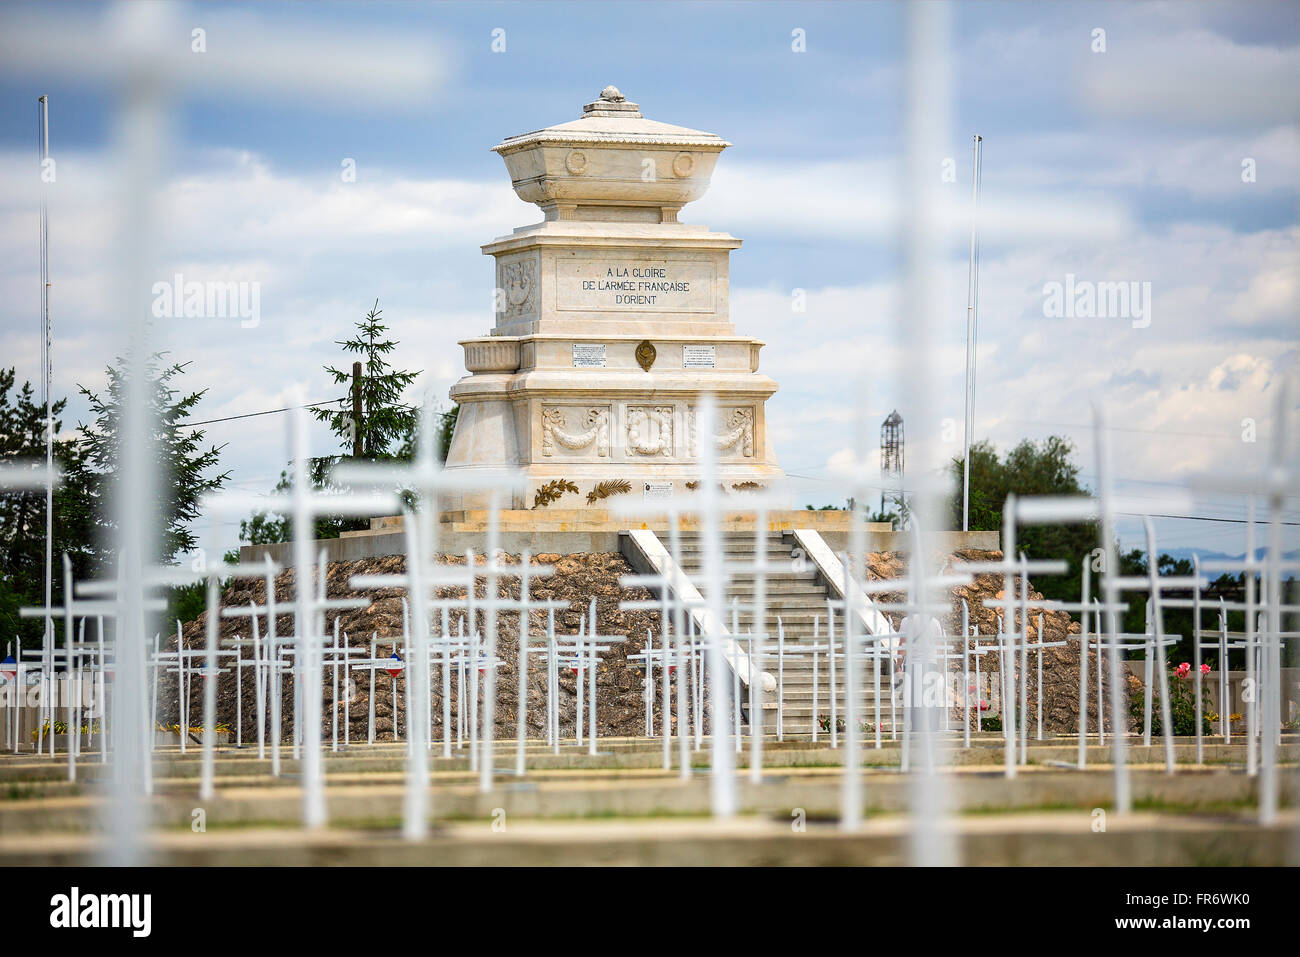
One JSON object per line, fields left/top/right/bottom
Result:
{"left": 635, "top": 340, "right": 656, "bottom": 372}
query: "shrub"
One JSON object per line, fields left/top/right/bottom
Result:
{"left": 1129, "top": 663, "right": 1213, "bottom": 736}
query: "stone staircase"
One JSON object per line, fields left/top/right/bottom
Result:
{"left": 672, "top": 530, "right": 895, "bottom": 736}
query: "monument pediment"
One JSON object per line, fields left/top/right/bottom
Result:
{"left": 492, "top": 85, "right": 729, "bottom": 225}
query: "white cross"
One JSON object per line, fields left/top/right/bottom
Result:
{"left": 0, "top": 1, "right": 439, "bottom": 862}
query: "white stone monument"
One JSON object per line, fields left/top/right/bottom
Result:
{"left": 443, "top": 86, "right": 785, "bottom": 511}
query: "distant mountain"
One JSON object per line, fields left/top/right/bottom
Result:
{"left": 1159, "top": 547, "right": 1300, "bottom": 566}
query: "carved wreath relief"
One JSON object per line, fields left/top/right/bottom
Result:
{"left": 687, "top": 407, "right": 754, "bottom": 458}
{"left": 541, "top": 406, "right": 609, "bottom": 457}
{"left": 626, "top": 406, "right": 674, "bottom": 456}
{"left": 499, "top": 258, "right": 537, "bottom": 320}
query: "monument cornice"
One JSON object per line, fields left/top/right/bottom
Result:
{"left": 449, "top": 373, "right": 779, "bottom": 398}
{"left": 482, "top": 227, "right": 742, "bottom": 255}
{"left": 492, "top": 130, "right": 732, "bottom": 155}
{"left": 459, "top": 334, "right": 767, "bottom": 345}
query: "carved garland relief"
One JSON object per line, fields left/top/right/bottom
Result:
{"left": 687, "top": 407, "right": 754, "bottom": 458}
{"left": 540, "top": 404, "right": 753, "bottom": 460}
{"left": 540, "top": 407, "right": 609, "bottom": 457}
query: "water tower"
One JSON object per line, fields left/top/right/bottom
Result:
{"left": 880, "top": 410, "right": 904, "bottom": 515}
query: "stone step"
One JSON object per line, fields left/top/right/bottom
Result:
{"left": 690, "top": 596, "right": 825, "bottom": 607}
{"left": 770, "top": 685, "right": 893, "bottom": 697}
{"left": 706, "top": 596, "right": 829, "bottom": 608}
{"left": 677, "top": 553, "right": 796, "bottom": 563}
{"left": 776, "top": 683, "right": 891, "bottom": 693}
{"left": 676, "top": 538, "right": 785, "bottom": 546}
{"left": 775, "top": 686, "right": 891, "bottom": 696}
{"left": 677, "top": 565, "right": 815, "bottom": 580}
{"left": 662, "top": 529, "right": 904, "bottom": 742}
{"left": 695, "top": 586, "right": 827, "bottom": 600}
{"left": 675, "top": 532, "right": 786, "bottom": 541}
{"left": 776, "top": 669, "right": 892, "bottom": 680}
{"left": 716, "top": 624, "right": 827, "bottom": 633}
{"left": 777, "top": 668, "right": 889, "bottom": 679}
{"left": 676, "top": 546, "right": 795, "bottom": 553}
{"left": 681, "top": 574, "right": 821, "bottom": 590}
{"left": 709, "top": 614, "right": 828, "bottom": 623}
{"left": 697, "top": 582, "right": 823, "bottom": 592}
{"left": 674, "top": 538, "right": 790, "bottom": 548}
{"left": 694, "top": 573, "right": 824, "bottom": 585}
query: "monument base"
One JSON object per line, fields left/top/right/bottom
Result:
{"left": 360, "top": 510, "right": 890, "bottom": 534}
{"left": 241, "top": 512, "right": 999, "bottom": 566}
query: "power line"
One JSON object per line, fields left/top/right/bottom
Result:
{"left": 1121, "top": 512, "right": 1300, "bottom": 528}
{"left": 57, "top": 396, "right": 458, "bottom": 444}
{"left": 182, "top": 399, "right": 343, "bottom": 428}
{"left": 999, "top": 418, "right": 1258, "bottom": 440}
{"left": 183, "top": 397, "right": 457, "bottom": 429}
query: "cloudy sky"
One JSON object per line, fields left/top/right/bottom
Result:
{"left": 0, "top": 0, "right": 1296, "bottom": 561}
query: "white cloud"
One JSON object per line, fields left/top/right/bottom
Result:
{"left": 1079, "top": 28, "right": 1300, "bottom": 124}
{"left": 696, "top": 158, "right": 1129, "bottom": 244}
{"left": 0, "top": 125, "right": 1295, "bottom": 558}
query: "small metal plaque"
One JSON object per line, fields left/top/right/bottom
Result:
{"left": 572, "top": 343, "right": 607, "bottom": 368}
{"left": 683, "top": 344, "right": 716, "bottom": 369}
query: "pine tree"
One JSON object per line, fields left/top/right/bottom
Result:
{"left": 0, "top": 367, "right": 96, "bottom": 647}
{"left": 241, "top": 301, "right": 427, "bottom": 550}
{"left": 313, "top": 299, "right": 420, "bottom": 461}
{"left": 72, "top": 354, "right": 230, "bottom": 565}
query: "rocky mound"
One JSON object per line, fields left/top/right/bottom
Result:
{"left": 161, "top": 553, "right": 667, "bottom": 743}
{"left": 161, "top": 548, "right": 1126, "bottom": 741}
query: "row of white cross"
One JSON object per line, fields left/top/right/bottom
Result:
{"left": 2, "top": 387, "right": 1295, "bottom": 859}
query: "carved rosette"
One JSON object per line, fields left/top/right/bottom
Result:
{"left": 626, "top": 406, "right": 674, "bottom": 456}
{"left": 565, "top": 150, "right": 589, "bottom": 175}
{"left": 687, "top": 406, "right": 754, "bottom": 458}
{"left": 541, "top": 406, "right": 609, "bottom": 457}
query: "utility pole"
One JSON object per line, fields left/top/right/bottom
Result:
{"left": 351, "top": 360, "right": 364, "bottom": 458}
{"left": 962, "top": 133, "right": 982, "bottom": 532}
{"left": 39, "top": 95, "right": 53, "bottom": 663}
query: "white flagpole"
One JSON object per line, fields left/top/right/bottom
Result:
{"left": 961, "top": 133, "right": 982, "bottom": 532}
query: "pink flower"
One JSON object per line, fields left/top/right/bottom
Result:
{"left": 1200, "top": 663, "right": 1211, "bottom": 674}
{"left": 1175, "top": 662, "right": 1191, "bottom": 678}
{"left": 978, "top": 699, "right": 989, "bottom": 711}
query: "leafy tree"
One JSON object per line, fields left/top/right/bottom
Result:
{"left": 391, "top": 402, "right": 457, "bottom": 465}
{"left": 312, "top": 299, "right": 419, "bottom": 461}
{"left": 0, "top": 369, "right": 96, "bottom": 649}
{"left": 163, "top": 548, "right": 240, "bottom": 624}
{"left": 239, "top": 462, "right": 371, "bottom": 545}
{"left": 72, "top": 354, "right": 230, "bottom": 565}
{"left": 802, "top": 496, "right": 903, "bottom": 527}
{"left": 437, "top": 403, "right": 458, "bottom": 463}
{"left": 949, "top": 436, "right": 1097, "bottom": 606}
{"left": 1117, "top": 549, "right": 1236, "bottom": 669}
